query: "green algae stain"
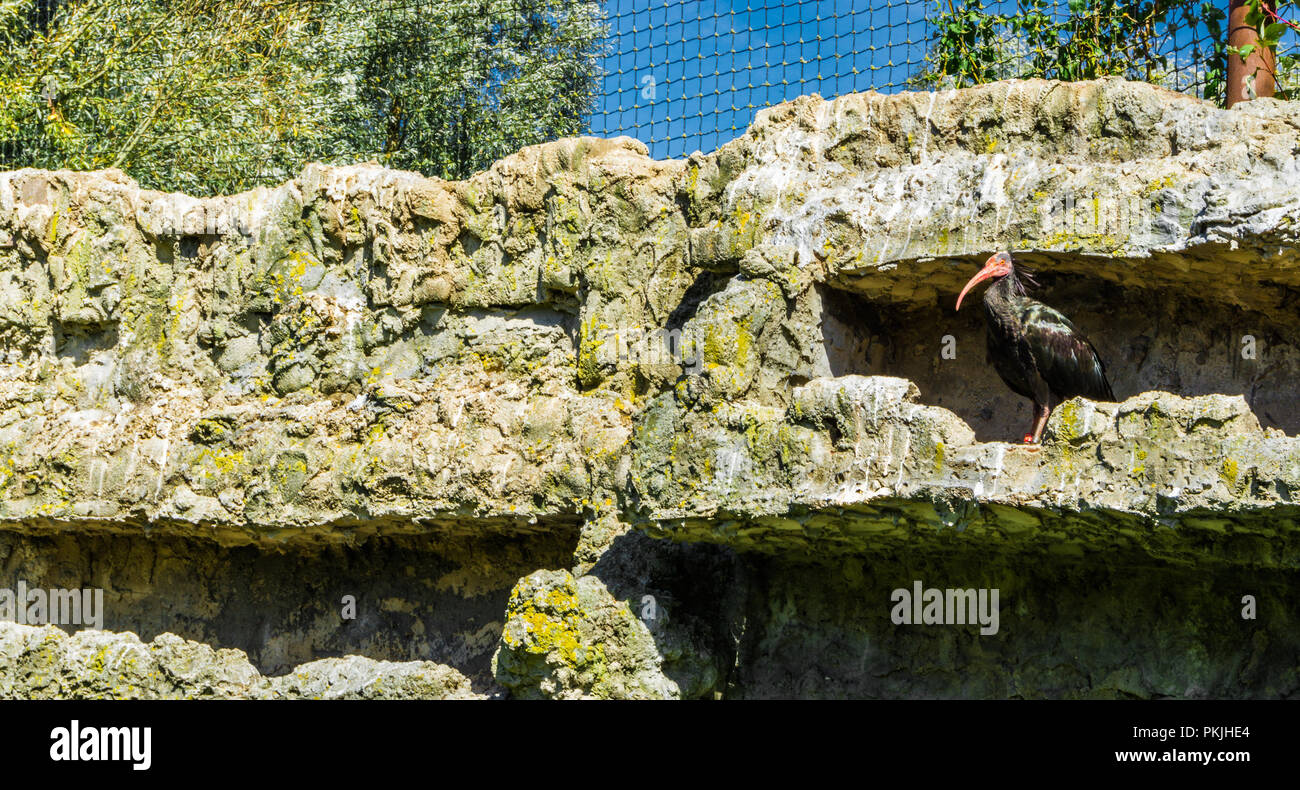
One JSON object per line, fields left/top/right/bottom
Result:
{"left": 495, "top": 571, "right": 612, "bottom": 697}
{"left": 1221, "top": 457, "right": 1240, "bottom": 489}
{"left": 1054, "top": 400, "right": 1085, "bottom": 444}
{"left": 577, "top": 316, "right": 609, "bottom": 388}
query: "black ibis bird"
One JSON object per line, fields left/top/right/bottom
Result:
{"left": 955, "top": 251, "right": 1115, "bottom": 444}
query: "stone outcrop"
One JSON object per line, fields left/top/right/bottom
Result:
{"left": 1, "top": 77, "right": 1298, "bottom": 698}
{"left": 0, "top": 622, "right": 481, "bottom": 698}
{"left": 638, "top": 377, "right": 1300, "bottom": 568}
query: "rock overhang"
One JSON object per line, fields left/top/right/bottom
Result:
{"left": 0, "top": 77, "right": 1297, "bottom": 566}
{"left": 631, "top": 375, "right": 1300, "bottom": 567}
{"left": 720, "top": 79, "right": 1300, "bottom": 316}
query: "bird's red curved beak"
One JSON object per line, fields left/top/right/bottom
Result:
{"left": 955, "top": 256, "right": 1003, "bottom": 311}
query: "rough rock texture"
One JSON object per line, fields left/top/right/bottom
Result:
{"left": 0, "top": 622, "right": 481, "bottom": 699}
{"left": 0, "top": 530, "right": 577, "bottom": 680}
{"left": 1, "top": 78, "right": 1299, "bottom": 698}
{"left": 637, "top": 376, "right": 1300, "bottom": 567}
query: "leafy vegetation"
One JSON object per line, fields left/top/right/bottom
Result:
{"left": 337, "top": 0, "right": 606, "bottom": 179}
{"left": 917, "top": 0, "right": 1232, "bottom": 102}
{"left": 0, "top": 0, "right": 607, "bottom": 194}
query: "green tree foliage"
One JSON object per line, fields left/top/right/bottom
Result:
{"left": 917, "top": 0, "right": 1231, "bottom": 102}
{"left": 0, "top": 0, "right": 607, "bottom": 194}
{"left": 333, "top": 0, "right": 607, "bottom": 178}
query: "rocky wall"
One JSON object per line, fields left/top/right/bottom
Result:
{"left": 1, "top": 77, "right": 1298, "bottom": 698}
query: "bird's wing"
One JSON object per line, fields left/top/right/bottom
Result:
{"left": 1018, "top": 301, "right": 1115, "bottom": 402}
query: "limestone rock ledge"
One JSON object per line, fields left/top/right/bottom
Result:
{"left": 0, "top": 77, "right": 1297, "bottom": 548}
{"left": 634, "top": 377, "right": 1300, "bottom": 566}
{"left": 0, "top": 622, "right": 482, "bottom": 699}
{"left": 2, "top": 77, "right": 1300, "bottom": 699}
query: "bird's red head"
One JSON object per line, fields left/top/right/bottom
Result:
{"left": 955, "top": 251, "right": 1014, "bottom": 311}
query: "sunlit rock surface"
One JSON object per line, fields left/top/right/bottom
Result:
{"left": 0, "top": 622, "right": 482, "bottom": 699}
{"left": 636, "top": 377, "right": 1300, "bottom": 568}
{"left": 1, "top": 78, "right": 1298, "bottom": 699}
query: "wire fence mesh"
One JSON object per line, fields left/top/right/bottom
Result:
{"left": 592, "top": 0, "right": 927, "bottom": 159}
{"left": 1, "top": 0, "right": 1295, "bottom": 194}
{"left": 593, "top": 0, "right": 1297, "bottom": 160}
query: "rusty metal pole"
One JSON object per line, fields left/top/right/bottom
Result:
{"left": 1227, "top": 0, "right": 1277, "bottom": 106}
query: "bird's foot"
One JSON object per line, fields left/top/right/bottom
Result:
{"left": 1019, "top": 434, "right": 1043, "bottom": 451}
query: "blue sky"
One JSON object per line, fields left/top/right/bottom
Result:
{"left": 589, "top": 0, "right": 927, "bottom": 157}
{"left": 587, "top": 0, "right": 1289, "bottom": 160}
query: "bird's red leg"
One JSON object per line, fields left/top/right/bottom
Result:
{"left": 1027, "top": 403, "right": 1051, "bottom": 444}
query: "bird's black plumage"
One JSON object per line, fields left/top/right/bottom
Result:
{"left": 981, "top": 272, "right": 1114, "bottom": 407}
{"left": 958, "top": 252, "right": 1114, "bottom": 443}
